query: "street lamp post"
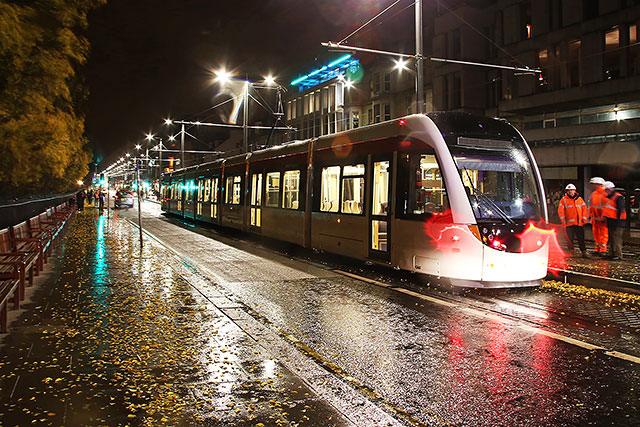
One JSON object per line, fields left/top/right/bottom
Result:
{"left": 243, "top": 81, "right": 249, "bottom": 153}
{"left": 415, "top": 0, "right": 424, "bottom": 113}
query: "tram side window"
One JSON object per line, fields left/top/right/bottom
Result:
{"left": 204, "top": 179, "right": 211, "bottom": 202}
{"left": 212, "top": 178, "right": 219, "bottom": 203}
{"left": 197, "top": 180, "right": 204, "bottom": 202}
{"left": 342, "top": 164, "right": 365, "bottom": 214}
{"left": 282, "top": 170, "right": 300, "bottom": 209}
{"left": 320, "top": 166, "right": 340, "bottom": 212}
{"left": 225, "top": 175, "right": 241, "bottom": 204}
{"left": 266, "top": 172, "right": 280, "bottom": 207}
{"left": 396, "top": 152, "right": 449, "bottom": 218}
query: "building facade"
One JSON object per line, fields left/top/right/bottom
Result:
{"left": 284, "top": 0, "right": 640, "bottom": 227}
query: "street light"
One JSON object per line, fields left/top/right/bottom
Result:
{"left": 210, "top": 69, "right": 288, "bottom": 152}
{"left": 145, "top": 133, "right": 163, "bottom": 181}
{"left": 214, "top": 68, "right": 231, "bottom": 85}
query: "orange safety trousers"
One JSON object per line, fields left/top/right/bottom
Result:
{"left": 592, "top": 220, "right": 608, "bottom": 253}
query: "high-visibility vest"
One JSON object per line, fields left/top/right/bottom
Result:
{"left": 602, "top": 192, "right": 627, "bottom": 220}
{"left": 588, "top": 186, "right": 606, "bottom": 220}
{"left": 558, "top": 194, "right": 588, "bottom": 226}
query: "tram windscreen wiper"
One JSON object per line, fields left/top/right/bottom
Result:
{"left": 462, "top": 168, "right": 515, "bottom": 224}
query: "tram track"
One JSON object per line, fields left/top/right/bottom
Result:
{"left": 130, "top": 211, "right": 640, "bottom": 366}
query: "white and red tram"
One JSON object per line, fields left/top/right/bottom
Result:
{"left": 161, "top": 113, "right": 549, "bottom": 288}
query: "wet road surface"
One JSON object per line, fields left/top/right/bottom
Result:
{"left": 120, "top": 202, "right": 640, "bottom": 426}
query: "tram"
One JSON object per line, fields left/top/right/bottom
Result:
{"left": 161, "top": 113, "right": 549, "bottom": 288}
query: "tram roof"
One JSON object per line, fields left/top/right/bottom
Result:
{"left": 164, "top": 112, "right": 521, "bottom": 177}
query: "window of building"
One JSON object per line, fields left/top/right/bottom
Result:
{"left": 406, "top": 95, "right": 413, "bottom": 115}
{"left": 368, "top": 108, "right": 373, "bottom": 124}
{"left": 583, "top": 0, "right": 598, "bottom": 20}
{"left": 384, "top": 72, "right": 391, "bottom": 91}
{"left": 451, "top": 29, "right": 461, "bottom": 57}
{"left": 568, "top": 40, "right": 581, "bottom": 87}
{"left": 373, "top": 72, "right": 381, "bottom": 94}
{"left": 225, "top": 175, "right": 241, "bottom": 205}
{"left": 342, "top": 165, "right": 365, "bottom": 214}
{"left": 304, "top": 94, "right": 309, "bottom": 115}
{"left": 374, "top": 104, "right": 381, "bottom": 123}
{"left": 352, "top": 111, "right": 360, "bottom": 128}
{"left": 629, "top": 25, "right": 639, "bottom": 75}
{"left": 452, "top": 74, "right": 461, "bottom": 108}
{"left": 314, "top": 91, "right": 320, "bottom": 111}
{"left": 282, "top": 170, "right": 300, "bottom": 210}
{"left": 320, "top": 166, "right": 340, "bottom": 212}
{"left": 315, "top": 119, "right": 321, "bottom": 136}
{"left": 265, "top": 172, "right": 280, "bottom": 207}
{"left": 442, "top": 77, "right": 449, "bottom": 110}
{"left": 605, "top": 27, "right": 621, "bottom": 79}
{"left": 543, "top": 119, "right": 556, "bottom": 128}
{"left": 383, "top": 104, "right": 391, "bottom": 121}
{"left": 521, "top": 2, "right": 531, "bottom": 40}
{"left": 538, "top": 49, "right": 550, "bottom": 90}
{"left": 396, "top": 152, "right": 449, "bottom": 219}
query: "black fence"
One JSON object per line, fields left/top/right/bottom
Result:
{"left": 0, "top": 193, "right": 76, "bottom": 229}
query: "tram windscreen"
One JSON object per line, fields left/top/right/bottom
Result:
{"left": 451, "top": 139, "right": 542, "bottom": 221}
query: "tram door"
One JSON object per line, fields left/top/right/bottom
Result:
{"left": 250, "top": 173, "right": 262, "bottom": 228}
{"left": 369, "top": 160, "right": 391, "bottom": 260}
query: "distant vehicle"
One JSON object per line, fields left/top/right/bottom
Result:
{"left": 114, "top": 190, "right": 134, "bottom": 209}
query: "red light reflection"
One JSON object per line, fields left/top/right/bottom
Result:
{"left": 422, "top": 209, "right": 462, "bottom": 251}
{"left": 516, "top": 221, "right": 567, "bottom": 273}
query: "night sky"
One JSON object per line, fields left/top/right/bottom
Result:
{"left": 85, "top": 0, "right": 414, "bottom": 166}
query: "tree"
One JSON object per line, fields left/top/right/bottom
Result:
{"left": 0, "top": 0, "right": 105, "bottom": 197}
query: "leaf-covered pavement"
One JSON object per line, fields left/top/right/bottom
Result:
{"left": 0, "top": 211, "right": 349, "bottom": 426}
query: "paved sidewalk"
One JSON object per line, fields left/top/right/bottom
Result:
{"left": 0, "top": 210, "right": 356, "bottom": 426}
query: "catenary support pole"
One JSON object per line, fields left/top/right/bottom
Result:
{"left": 415, "top": 0, "right": 424, "bottom": 114}
{"left": 136, "top": 160, "right": 143, "bottom": 247}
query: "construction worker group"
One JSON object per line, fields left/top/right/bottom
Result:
{"left": 558, "top": 177, "right": 626, "bottom": 260}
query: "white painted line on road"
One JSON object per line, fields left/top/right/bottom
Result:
{"left": 334, "top": 269, "right": 392, "bottom": 287}
{"left": 518, "top": 324, "right": 604, "bottom": 351}
{"left": 605, "top": 350, "right": 640, "bottom": 364}
{"left": 343, "top": 270, "right": 640, "bottom": 365}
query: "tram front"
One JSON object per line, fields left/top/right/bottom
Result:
{"left": 429, "top": 113, "right": 550, "bottom": 288}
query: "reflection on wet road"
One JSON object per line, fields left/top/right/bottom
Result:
{"left": 128, "top": 202, "right": 640, "bottom": 426}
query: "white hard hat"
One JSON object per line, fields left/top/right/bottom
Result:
{"left": 589, "top": 177, "right": 605, "bottom": 185}
{"left": 565, "top": 184, "right": 576, "bottom": 191}
{"left": 603, "top": 181, "right": 615, "bottom": 190}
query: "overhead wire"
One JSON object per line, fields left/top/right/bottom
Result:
{"left": 338, "top": 0, "right": 406, "bottom": 45}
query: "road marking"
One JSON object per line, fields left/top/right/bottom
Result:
{"left": 334, "top": 269, "right": 392, "bottom": 287}
{"left": 605, "top": 350, "right": 640, "bottom": 364}
{"left": 342, "top": 270, "right": 640, "bottom": 365}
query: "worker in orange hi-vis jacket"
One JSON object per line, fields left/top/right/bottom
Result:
{"left": 558, "top": 184, "right": 589, "bottom": 257}
{"left": 588, "top": 177, "right": 608, "bottom": 256}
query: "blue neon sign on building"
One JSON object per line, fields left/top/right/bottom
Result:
{"left": 290, "top": 55, "right": 361, "bottom": 91}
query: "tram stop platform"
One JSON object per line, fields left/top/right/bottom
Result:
{"left": 548, "top": 225, "right": 640, "bottom": 293}
{"left": 0, "top": 208, "right": 376, "bottom": 426}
